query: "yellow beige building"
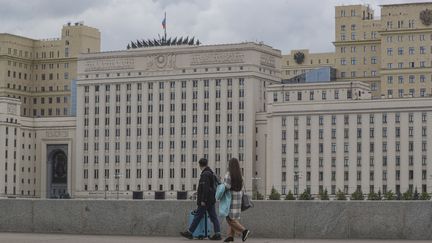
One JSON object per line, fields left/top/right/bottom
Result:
{"left": 288, "top": 2, "right": 432, "bottom": 99}
{"left": 0, "top": 22, "right": 100, "bottom": 117}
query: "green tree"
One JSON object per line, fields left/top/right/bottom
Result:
{"left": 319, "top": 188, "right": 329, "bottom": 200}
{"left": 351, "top": 189, "right": 364, "bottom": 200}
{"left": 285, "top": 190, "right": 295, "bottom": 200}
{"left": 384, "top": 190, "right": 396, "bottom": 200}
{"left": 420, "top": 192, "right": 431, "bottom": 200}
{"left": 336, "top": 189, "right": 346, "bottom": 200}
{"left": 402, "top": 189, "right": 413, "bottom": 200}
{"left": 253, "top": 191, "right": 264, "bottom": 200}
{"left": 299, "top": 189, "right": 312, "bottom": 200}
{"left": 367, "top": 191, "right": 381, "bottom": 200}
{"left": 268, "top": 187, "right": 281, "bottom": 200}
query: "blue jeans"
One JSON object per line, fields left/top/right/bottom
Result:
{"left": 189, "top": 204, "right": 220, "bottom": 234}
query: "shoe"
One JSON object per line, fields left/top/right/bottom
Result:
{"left": 210, "top": 233, "right": 222, "bottom": 240}
{"left": 242, "top": 229, "right": 250, "bottom": 242}
{"left": 180, "top": 230, "right": 193, "bottom": 240}
{"left": 224, "top": 236, "right": 234, "bottom": 242}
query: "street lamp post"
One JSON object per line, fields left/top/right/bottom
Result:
{"left": 104, "top": 175, "right": 107, "bottom": 200}
{"left": 115, "top": 173, "right": 122, "bottom": 200}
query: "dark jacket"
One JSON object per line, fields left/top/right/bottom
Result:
{"left": 197, "top": 167, "right": 216, "bottom": 206}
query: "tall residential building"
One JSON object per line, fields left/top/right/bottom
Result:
{"left": 0, "top": 22, "right": 100, "bottom": 117}
{"left": 263, "top": 81, "right": 432, "bottom": 196}
{"left": 290, "top": 2, "right": 432, "bottom": 99}
{"left": 74, "top": 42, "right": 281, "bottom": 199}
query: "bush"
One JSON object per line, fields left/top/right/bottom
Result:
{"left": 384, "top": 190, "right": 396, "bottom": 200}
{"left": 420, "top": 192, "right": 431, "bottom": 200}
{"left": 402, "top": 189, "right": 413, "bottom": 200}
{"left": 319, "top": 189, "right": 329, "bottom": 200}
{"left": 253, "top": 191, "right": 264, "bottom": 200}
{"left": 367, "top": 191, "right": 381, "bottom": 200}
{"left": 268, "top": 187, "right": 281, "bottom": 200}
{"left": 299, "top": 189, "right": 312, "bottom": 200}
{"left": 351, "top": 189, "right": 364, "bottom": 200}
{"left": 336, "top": 189, "right": 346, "bottom": 200}
{"left": 285, "top": 190, "right": 295, "bottom": 200}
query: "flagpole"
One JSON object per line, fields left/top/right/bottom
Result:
{"left": 164, "top": 12, "right": 167, "bottom": 42}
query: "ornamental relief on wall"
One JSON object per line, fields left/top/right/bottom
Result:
{"left": 7, "top": 103, "right": 17, "bottom": 115}
{"left": 46, "top": 130, "right": 69, "bottom": 138}
{"left": 145, "top": 53, "right": 176, "bottom": 71}
{"left": 191, "top": 52, "right": 244, "bottom": 65}
{"left": 85, "top": 58, "right": 135, "bottom": 72}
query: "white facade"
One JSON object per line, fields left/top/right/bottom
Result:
{"left": 0, "top": 97, "right": 76, "bottom": 198}
{"left": 263, "top": 81, "right": 432, "bottom": 197}
{"left": 75, "top": 42, "right": 281, "bottom": 198}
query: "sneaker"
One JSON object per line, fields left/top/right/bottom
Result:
{"left": 242, "top": 229, "right": 250, "bottom": 242}
{"left": 224, "top": 236, "right": 234, "bottom": 242}
{"left": 180, "top": 230, "right": 193, "bottom": 240}
{"left": 210, "top": 233, "right": 222, "bottom": 240}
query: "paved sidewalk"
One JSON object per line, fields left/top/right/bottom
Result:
{"left": 0, "top": 233, "right": 429, "bottom": 243}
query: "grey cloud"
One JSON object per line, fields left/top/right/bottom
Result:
{"left": 0, "top": 0, "right": 427, "bottom": 53}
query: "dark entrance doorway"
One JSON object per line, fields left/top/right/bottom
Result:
{"left": 47, "top": 145, "right": 68, "bottom": 198}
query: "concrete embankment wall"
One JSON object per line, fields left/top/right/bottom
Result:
{"left": 0, "top": 199, "right": 431, "bottom": 239}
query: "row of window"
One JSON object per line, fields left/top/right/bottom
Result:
{"left": 282, "top": 113, "right": 428, "bottom": 126}
{"left": 282, "top": 155, "right": 428, "bottom": 169}
{"left": 84, "top": 78, "right": 245, "bottom": 93}
{"left": 285, "top": 126, "right": 428, "bottom": 140}
{"left": 385, "top": 33, "right": 432, "bottom": 42}
{"left": 287, "top": 140, "right": 427, "bottom": 154}
{"left": 83, "top": 125, "right": 245, "bottom": 138}
{"left": 84, "top": 139, "right": 245, "bottom": 151}
{"left": 387, "top": 88, "right": 431, "bottom": 97}
{"left": 83, "top": 152, "right": 244, "bottom": 165}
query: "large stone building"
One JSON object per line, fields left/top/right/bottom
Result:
{"left": 0, "top": 23, "right": 99, "bottom": 198}
{"left": 263, "top": 81, "right": 432, "bottom": 196}
{"left": 74, "top": 42, "right": 281, "bottom": 199}
{"left": 0, "top": 22, "right": 100, "bottom": 117}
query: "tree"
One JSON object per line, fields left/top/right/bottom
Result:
{"left": 285, "top": 190, "right": 295, "bottom": 200}
{"left": 384, "top": 190, "right": 396, "bottom": 200}
{"left": 420, "top": 192, "right": 431, "bottom": 200}
{"left": 299, "top": 189, "right": 312, "bottom": 200}
{"left": 402, "top": 189, "right": 413, "bottom": 200}
{"left": 413, "top": 187, "right": 420, "bottom": 200}
{"left": 351, "top": 189, "right": 364, "bottom": 200}
{"left": 268, "top": 187, "right": 281, "bottom": 200}
{"left": 253, "top": 191, "right": 264, "bottom": 200}
{"left": 336, "top": 189, "right": 346, "bottom": 200}
{"left": 367, "top": 191, "right": 381, "bottom": 200}
{"left": 319, "top": 189, "right": 329, "bottom": 200}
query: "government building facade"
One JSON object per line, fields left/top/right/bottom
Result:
{"left": 0, "top": 2, "right": 432, "bottom": 199}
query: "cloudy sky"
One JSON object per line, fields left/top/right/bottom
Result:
{"left": 0, "top": 0, "right": 426, "bottom": 54}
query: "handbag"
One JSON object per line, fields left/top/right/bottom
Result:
{"left": 241, "top": 182, "right": 254, "bottom": 211}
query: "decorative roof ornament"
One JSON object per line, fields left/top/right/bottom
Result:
{"left": 126, "top": 12, "right": 201, "bottom": 49}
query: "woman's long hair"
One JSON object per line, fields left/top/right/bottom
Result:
{"left": 228, "top": 158, "right": 243, "bottom": 191}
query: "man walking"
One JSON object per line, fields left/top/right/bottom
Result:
{"left": 180, "top": 158, "right": 221, "bottom": 240}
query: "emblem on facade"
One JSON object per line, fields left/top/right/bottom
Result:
{"left": 146, "top": 53, "right": 176, "bottom": 70}
{"left": 420, "top": 9, "right": 432, "bottom": 26}
{"left": 294, "top": 52, "right": 305, "bottom": 64}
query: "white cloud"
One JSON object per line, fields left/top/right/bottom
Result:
{"left": 0, "top": 0, "right": 428, "bottom": 53}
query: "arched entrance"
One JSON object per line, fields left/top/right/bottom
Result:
{"left": 47, "top": 145, "right": 68, "bottom": 198}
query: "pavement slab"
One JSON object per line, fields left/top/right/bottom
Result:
{"left": 0, "top": 233, "right": 430, "bottom": 243}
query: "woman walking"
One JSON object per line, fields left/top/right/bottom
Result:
{"left": 223, "top": 158, "right": 250, "bottom": 242}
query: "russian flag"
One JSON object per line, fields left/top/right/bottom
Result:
{"left": 162, "top": 13, "right": 166, "bottom": 29}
